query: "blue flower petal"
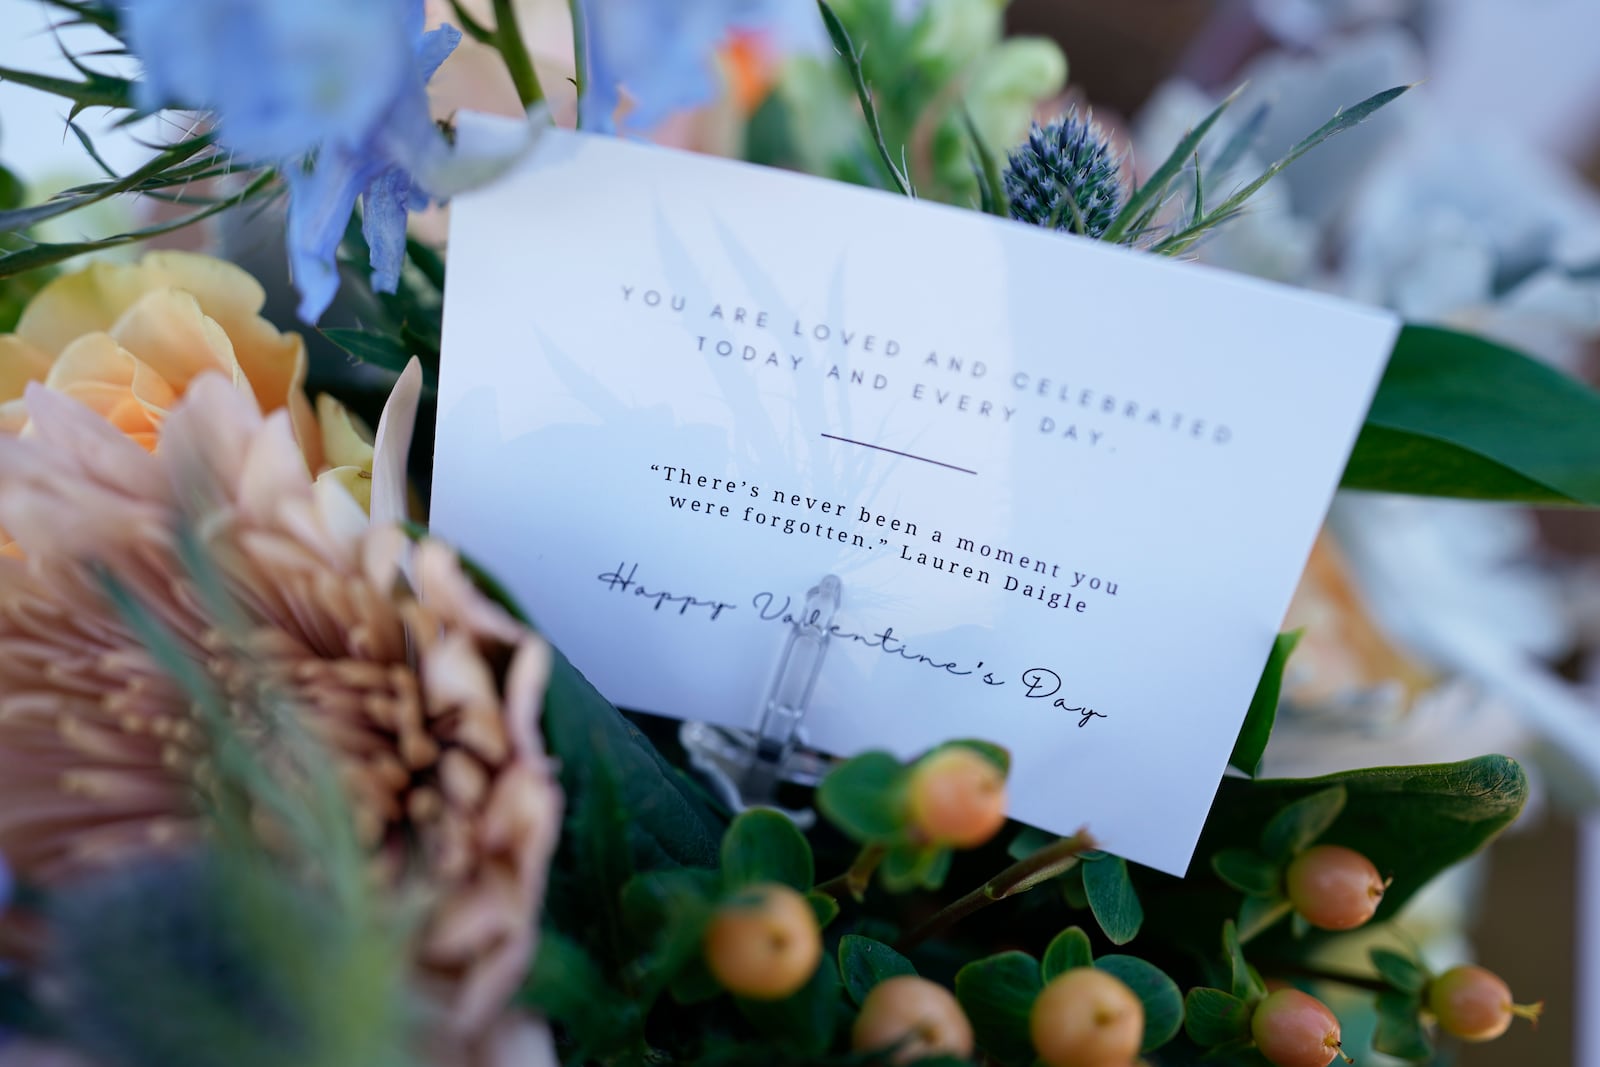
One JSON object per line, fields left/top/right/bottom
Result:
{"left": 362, "top": 167, "right": 413, "bottom": 295}
{"left": 285, "top": 150, "right": 384, "bottom": 322}
{"left": 579, "top": 0, "right": 772, "bottom": 134}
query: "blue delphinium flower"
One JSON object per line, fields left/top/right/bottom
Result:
{"left": 1003, "top": 109, "right": 1127, "bottom": 240}
{"left": 124, "top": 0, "right": 460, "bottom": 322}
{"left": 578, "top": 0, "right": 772, "bottom": 134}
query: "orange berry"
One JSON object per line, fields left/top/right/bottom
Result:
{"left": 1428, "top": 964, "right": 1542, "bottom": 1042}
{"left": 852, "top": 975, "right": 975, "bottom": 1064}
{"left": 1029, "top": 967, "right": 1144, "bottom": 1067}
{"left": 1285, "top": 845, "right": 1386, "bottom": 931}
{"left": 703, "top": 883, "right": 822, "bottom": 1001}
{"left": 1251, "top": 988, "right": 1343, "bottom": 1067}
{"left": 906, "top": 747, "right": 1008, "bottom": 849}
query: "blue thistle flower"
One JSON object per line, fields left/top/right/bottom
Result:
{"left": 1003, "top": 110, "right": 1127, "bottom": 239}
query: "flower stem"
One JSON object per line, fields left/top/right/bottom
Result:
{"left": 815, "top": 842, "right": 887, "bottom": 901}
{"left": 491, "top": 0, "right": 544, "bottom": 109}
{"left": 896, "top": 829, "right": 1096, "bottom": 950}
{"left": 1255, "top": 961, "right": 1392, "bottom": 994}
{"left": 566, "top": 0, "right": 589, "bottom": 125}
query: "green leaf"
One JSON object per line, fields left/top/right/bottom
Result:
{"left": 1211, "top": 849, "right": 1282, "bottom": 896}
{"left": 838, "top": 935, "right": 916, "bottom": 1005}
{"left": 518, "top": 929, "right": 641, "bottom": 1059}
{"left": 1344, "top": 324, "right": 1600, "bottom": 504}
{"left": 1155, "top": 85, "right": 1409, "bottom": 253}
{"left": 1041, "top": 926, "right": 1093, "bottom": 981}
{"left": 1103, "top": 86, "right": 1240, "bottom": 244}
{"left": 880, "top": 841, "right": 951, "bottom": 892}
{"left": 0, "top": 63, "right": 134, "bottom": 109}
{"left": 961, "top": 108, "right": 1009, "bottom": 218}
{"left": 721, "top": 808, "right": 814, "bottom": 891}
{"left": 1374, "top": 990, "right": 1433, "bottom": 1061}
{"left": 1183, "top": 987, "right": 1252, "bottom": 1047}
{"left": 1083, "top": 854, "right": 1143, "bottom": 945}
{"left": 1094, "top": 955, "right": 1184, "bottom": 1053}
{"left": 1236, "top": 895, "right": 1293, "bottom": 943}
{"left": 1222, "top": 920, "right": 1264, "bottom": 1002}
{"left": 808, "top": 890, "right": 840, "bottom": 929}
{"left": 1260, "top": 786, "right": 1347, "bottom": 861}
{"left": 1229, "top": 630, "right": 1303, "bottom": 777}
{"left": 618, "top": 868, "right": 720, "bottom": 995}
{"left": 1204, "top": 756, "right": 1527, "bottom": 921}
{"left": 320, "top": 328, "right": 415, "bottom": 376}
{"left": 816, "top": 750, "right": 908, "bottom": 842}
{"left": 1371, "top": 949, "right": 1429, "bottom": 995}
{"left": 954, "top": 951, "right": 1043, "bottom": 1065}
{"left": 544, "top": 651, "right": 722, "bottom": 871}
{"left": 1007, "top": 826, "right": 1055, "bottom": 862}
{"left": 736, "top": 955, "right": 843, "bottom": 1056}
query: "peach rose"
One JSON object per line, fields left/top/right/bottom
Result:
{"left": 0, "top": 251, "right": 365, "bottom": 484}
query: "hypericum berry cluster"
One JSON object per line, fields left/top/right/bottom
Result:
{"left": 1003, "top": 109, "right": 1127, "bottom": 239}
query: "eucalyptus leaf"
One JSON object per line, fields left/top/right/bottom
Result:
{"left": 838, "top": 935, "right": 916, "bottom": 1005}
{"left": 1041, "top": 926, "right": 1093, "bottom": 981}
{"left": 1094, "top": 955, "right": 1183, "bottom": 1052}
{"left": 1083, "top": 854, "right": 1143, "bottom": 945}
{"left": 721, "top": 808, "right": 814, "bottom": 891}
{"left": 1344, "top": 325, "right": 1600, "bottom": 504}
{"left": 1183, "top": 987, "right": 1252, "bottom": 1047}
{"left": 1230, "top": 631, "right": 1303, "bottom": 777}
{"left": 954, "top": 951, "right": 1043, "bottom": 1064}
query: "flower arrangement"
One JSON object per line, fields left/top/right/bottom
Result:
{"left": 2, "top": 2, "right": 1597, "bottom": 1066}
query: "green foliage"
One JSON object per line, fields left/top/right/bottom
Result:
{"left": 1261, "top": 786, "right": 1347, "bottom": 861}
{"left": 1371, "top": 948, "right": 1430, "bottom": 995}
{"left": 1205, "top": 757, "right": 1527, "bottom": 921}
{"left": 768, "top": 0, "right": 1066, "bottom": 206}
{"left": 1230, "top": 630, "right": 1304, "bottom": 776}
{"left": 736, "top": 961, "right": 844, "bottom": 1056}
{"left": 1212, "top": 849, "right": 1282, "bottom": 897}
{"left": 1094, "top": 955, "right": 1184, "bottom": 1052}
{"left": 1184, "top": 987, "right": 1253, "bottom": 1046}
{"left": 838, "top": 935, "right": 915, "bottom": 1005}
{"left": 1082, "top": 852, "right": 1144, "bottom": 945}
{"left": 816, "top": 0, "right": 914, "bottom": 197}
{"left": 953, "top": 951, "right": 1042, "bottom": 1065}
{"left": 1344, "top": 324, "right": 1600, "bottom": 504}
{"left": 722, "top": 809, "right": 815, "bottom": 891}
{"left": 1374, "top": 989, "right": 1434, "bottom": 1061}
{"left": 1041, "top": 926, "right": 1093, "bottom": 980}
{"left": 816, "top": 750, "right": 908, "bottom": 841}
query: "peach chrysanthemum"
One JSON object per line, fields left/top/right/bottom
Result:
{"left": 0, "top": 372, "right": 562, "bottom": 1036}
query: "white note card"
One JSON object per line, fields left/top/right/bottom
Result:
{"left": 432, "top": 122, "right": 1400, "bottom": 876}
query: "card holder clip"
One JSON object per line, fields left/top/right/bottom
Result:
{"left": 680, "top": 574, "right": 841, "bottom": 826}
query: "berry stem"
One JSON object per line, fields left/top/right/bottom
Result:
{"left": 895, "top": 829, "right": 1096, "bottom": 950}
{"left": 1256, "top": 960, "right": 1393, "bottom": 994}
{"left": 816, "top": 842, "right": 888, "bottom": 902}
